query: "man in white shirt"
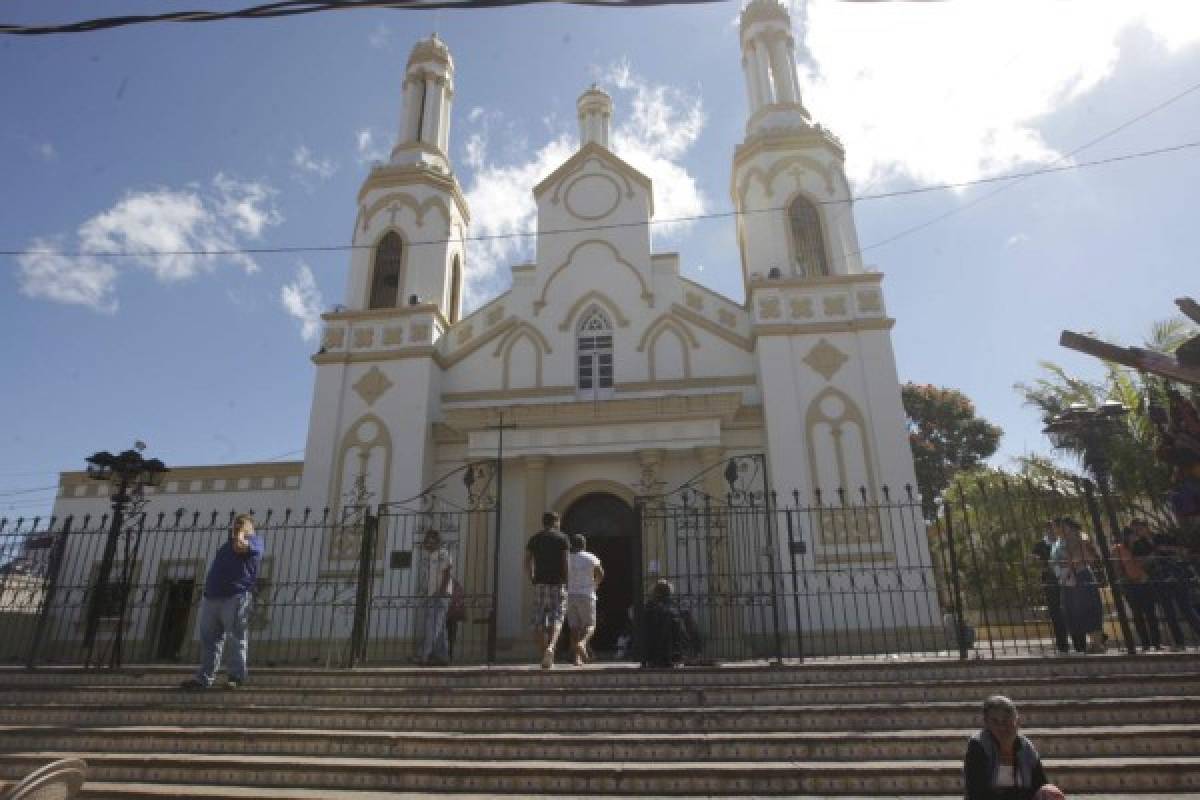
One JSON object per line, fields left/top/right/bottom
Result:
{"left": 566, "top": 533, "right": 604, "bottom": 666}
{"left": 417, "top": 529, "right": 453, "bottom": 666}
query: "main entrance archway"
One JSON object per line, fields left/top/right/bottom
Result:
{"left": 561, "top": 492, "right": 638, "bottom": 654}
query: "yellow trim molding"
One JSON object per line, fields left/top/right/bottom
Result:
{"left": 535, "top": 239, "right": 654, "bottom": 314}
{"left": 672, "top": 303, "right": 754, "bottom": 352}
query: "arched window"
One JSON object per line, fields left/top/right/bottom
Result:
{"left": 788, "top": 195, "right": 829, "bottom": 277}
{"left": 577, "top": 307, "right": 614, "bottom": 398}
{"left": 448, "top": 255, "right": 463, "bottom": 323}
{"left": 368, "top": 232, "right": 403, "bottom": 309}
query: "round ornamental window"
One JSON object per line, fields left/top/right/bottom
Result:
{"left": 564, "top": 173, "right": 621, "bottom": 220}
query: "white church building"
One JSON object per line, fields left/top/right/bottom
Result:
{"left": 48, "top": 0, "right": 940, "bottom": 664}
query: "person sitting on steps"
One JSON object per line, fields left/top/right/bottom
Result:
{"left": 963, "top": 695, "right": 1066, "bottom": 800}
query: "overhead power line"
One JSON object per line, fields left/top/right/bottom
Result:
{"left": 0, "top": 0, "right": 949, "bottom": 37}
{"left": 2, "top": 0, "right": 727, "bottom": 36}
{"left": 0, "top": 138, "right": 1196, "bottom": 261}
{"left": 853, "top": 76, "right": 1200, "bottom": 257}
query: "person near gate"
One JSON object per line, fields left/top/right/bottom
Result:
{"left": 181, "top": 513, "right": 263, "bottom": 690}
{"left": 566, "top": 533, "right": 604, "bottom": 666}
{"left": 1050, "top": 517, "right": 1106, "bottom": 653}
{"left": 525, "top": 511, "right": 570, "bottom": 669}
{"left": 1031, "top": 524, "right": 1069, "bottom": 654}
{"left": 417, "top": 529, "right": 454, "bottom": 666}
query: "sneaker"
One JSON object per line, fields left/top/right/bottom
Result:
{"left": 541, "top": 647, "right": 554, "bottom": 669}
{"left": 225, "top": 678, "right": 244, "bottom": 690}
{"left": 179, "top": 678, "right": 208, "bottom": 691}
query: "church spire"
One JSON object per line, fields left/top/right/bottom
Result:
{"left": 577, "top": 84, "right": 613, "bottom": 149}
{"left": 391, "top": 33, "right": 455, "bottom": 172}
{"left": 739, "top": 0, "right": 810, "bottom": 135}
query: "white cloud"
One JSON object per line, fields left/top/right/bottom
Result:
{"left": 797, "top": 0, "right": 1200, "bottom": 189}
{"left": 356, "top": 128, "right": 388, "bottom": 165}
{"left": 16, "top": 175, "right": 282, "bottom": 312}
{"left": 603, "top": 61, "right": 707, "bottom": 237}
{"left": 459, "top": 63, "right": 708, "bottom": 308}
{"left": 17, "top": 238, "right": 118, "bottom": 312}
{"left": 291, "top": 145, "right": 337, "bottom": 181}
{"left": 280, "top": 262, "right": 324, "bottom": 341}
{"left": 36, "top": 142, "right": 57, "bottom": 161}
{"left": 1005, "top": 233, "right": 1030, "bottom": 248}
{"left": 368, "top": 24, "right": 391, "bottom": 49}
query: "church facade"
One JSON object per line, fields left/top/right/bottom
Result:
{"left": 49, "top": 1, "right": 940, "bottom": 663}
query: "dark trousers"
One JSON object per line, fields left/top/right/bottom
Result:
{"left": 1042, "top": 583, "right": 1069, "bottom": 652}
{"left": 1156, "top": 579, "right": 1200, "bottom": 646}
{"left": 1123, "top": 581, "right": 1161, "bottom": 649}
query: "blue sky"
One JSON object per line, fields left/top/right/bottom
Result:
{"left": 2, "top": 0, "right": 1198, "bottom": 519}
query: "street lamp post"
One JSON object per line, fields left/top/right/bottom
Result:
{"left": 1042, "top": 401, "right": 1137, "bottom": 655}
{"left": 81, "top": 445, "right": 168, "bottom": 669}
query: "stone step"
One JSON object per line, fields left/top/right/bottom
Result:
{"left": 2, "top": 696, "right": 1195, "bottom": 733}
{"left": 1, "top": 724, "right": 1195, "bottom": 763}
{"left": 0, "top": 752, "right": 1196, "bottom": 796}
{"left": 3, "top": 654, "right": 1195, "bottom": 690}
{"left": 6, "top": 671, "right": 1196, "bottom": 709}
{"left": 60, "top": 786, "right": 1200, "bottom": 800}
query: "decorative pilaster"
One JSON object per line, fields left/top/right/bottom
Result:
{"left": 752, "top": 42, "right": 774, "bottom": 107}
{"left": 768, "top": 35, "right": 798, "bottom": 105}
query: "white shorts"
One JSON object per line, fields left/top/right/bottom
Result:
{"left": 566, "top": 594, "right": 597, "bottom": 630}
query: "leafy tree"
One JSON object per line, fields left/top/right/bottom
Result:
{"left": 901, "top": 383, "right": 1003, "bottom": 515}
{"left": 1015, "top": 316, "right": 1198, "bottom": 516}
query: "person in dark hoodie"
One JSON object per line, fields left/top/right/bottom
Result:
{"left": 180, "top": 513, "right": 263, "bottom": 689}
{"left": 964, "top": 695, "right": 1065, "bottom": 800}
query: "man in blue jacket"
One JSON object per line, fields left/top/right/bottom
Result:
{"left": 181, "top": 513, "right": 263, "bottom": 689}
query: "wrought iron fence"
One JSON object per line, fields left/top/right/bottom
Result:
{"left": 1, "top": 461, "right": 1195, "bottom": 669}
{"left": 0, "top": 463, "right": 500, "bottom": 669}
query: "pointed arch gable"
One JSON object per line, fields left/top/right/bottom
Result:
{"left": 736, "top": 154, "right": 841, "bottom": 206}
{"left": 491, "top": 321, "right": 553, "bottom": 358}
{"left": 328, "top": 412, "right": 394, "bottom": 521}
{"left": 804, "top": 386, "right": 878, "bottom": 504}
{"left": 646, "top": 326, "right": 691, "bottom": 382}
{"left": 500, "top": 330, "right": 543, "bottom": 390}
{"left": 360, "top": 193, "right": 452, "bottom": 234}
{"left": 557, "top": 290, "right": 630, "bottom": 332}
{"left": 636, "top": 312, "right": 700, "bottom": 352}
{"left": 535, "top": 239, "right": 653, "bottom": 315}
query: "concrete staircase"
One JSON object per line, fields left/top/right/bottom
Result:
{"left": 0, "top": 656, "right": 1198, "bottom": 798}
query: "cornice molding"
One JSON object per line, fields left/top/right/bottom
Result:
{"left": 311, "top": 346, "right": 446, "bottom": 368}
{"left": 442, "top": 390, "right": 745, "bottom": 432}
{"left": 357, "top": 164, "right": 471, "bottom": 225}
{"left": 746, "top": 272, "right": 883, "bottom": 291}
{"left": 753, "top": 318, "right": 895, "bottom": 337}
{"left": 321, "top": 303, "right": 449, "bottom": 328}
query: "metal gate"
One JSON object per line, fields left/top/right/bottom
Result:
{"left": 349, "top": 460, "right": 500, "bottom": 665}
{"left": 636, "top": 453, "right": 783, "bottom": 661}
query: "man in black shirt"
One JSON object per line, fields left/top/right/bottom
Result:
{"left": 525, "top": 511, "right": 569, "bottom": 668}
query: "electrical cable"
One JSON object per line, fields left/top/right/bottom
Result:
{"left": 1, "top": 0, "right": 728, "bottom": 36}
{"left": 1, "top": 137, "right": 1196, "bottom": 261}
{"left": 851, "top": 77, "right": 1200, "bottom": 257}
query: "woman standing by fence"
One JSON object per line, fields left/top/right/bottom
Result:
{"left": 1051, "top": 518, "right": 1106, "bottom": 654}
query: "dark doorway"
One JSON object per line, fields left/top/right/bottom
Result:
{"left": 561, "top": 493, "right": 638, "bottom": 655}
{"left": 155, "top": 579, "right": 195, "bottom": 661}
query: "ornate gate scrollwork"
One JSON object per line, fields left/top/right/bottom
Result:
{"left": 635, "top": 453, "right": 781, "bottom": 662}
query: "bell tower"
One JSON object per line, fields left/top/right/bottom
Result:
{"left": 342, "top": 33, "right": 470, "bottom": 324}
{"left": 731, "top": 0, "right": 863, "bottom": 286}
{"left": 299, "top": 34, "right": 469, "bottom": 519}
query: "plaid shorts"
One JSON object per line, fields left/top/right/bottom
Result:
{"left": 530, "top": 583, "right": 567, "bottom": 630}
